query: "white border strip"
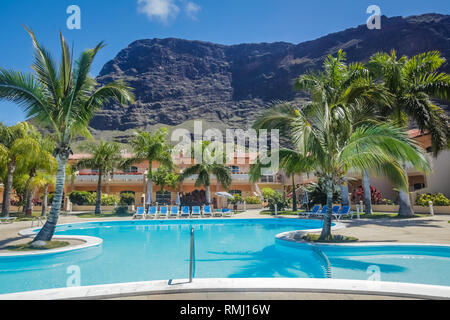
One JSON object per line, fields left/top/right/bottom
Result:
{"left": 0, "top": 278, "right": 449, "bottom": 300}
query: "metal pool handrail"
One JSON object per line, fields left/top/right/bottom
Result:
{"left": 189, "top": 227, "right": 195, "bottom": 282}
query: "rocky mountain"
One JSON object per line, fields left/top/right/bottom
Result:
{"left": 91, "top": 13, "right": 450, "bottom": 136}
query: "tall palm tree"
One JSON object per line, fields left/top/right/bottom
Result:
{"left": 254, "top": 102, "right": 430, "bottom": 240}
{"left": 179, "top": 141, "right": 232, "bottom": 204}
{"left": 0, "top": 28, "right": 134, "bottom": 242}
{"left": 75, "top": 141, "right": 123, "bottom": 215}
{"left": 367, "top": 50, "right": 450, "bottom": 216}
{"left": 294, "top": 50, "right": 393, "bottom": 215}
{"left": 126, "top": 128, "right": 174, "bottom": 207}
{"left": 0, "top": 122, "right": 37, "bottom": 217}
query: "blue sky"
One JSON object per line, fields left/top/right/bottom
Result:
{"left": 1, "top": 0, "right": 449, "bottom": 125}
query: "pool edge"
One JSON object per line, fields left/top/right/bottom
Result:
{"left": 0, "top": 278, "right": 448, "bottom": 300}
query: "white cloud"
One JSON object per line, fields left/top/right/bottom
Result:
{"left": 137, "top": 0, "right": 201, "bottom": 23}
{"left": 137, "top": 0, "right": 180, "bottom": 23}
{"left": 185, "top": 1, "right": 201, "bottom": 20}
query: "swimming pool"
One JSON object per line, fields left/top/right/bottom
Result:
{"left": 0, "top": 218, "right": 449, "bottom": 295}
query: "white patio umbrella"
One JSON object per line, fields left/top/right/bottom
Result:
{"left": 215, "top": 192, "right": 234, "bottom": 199}
{"left": 175, "top": 192, "right": 181, "bottom": 205}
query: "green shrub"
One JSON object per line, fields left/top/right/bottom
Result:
{"left": 113, "top": 206, "right": 129, "bottom": 215}
{"left": 229, "top": 194, "right": 242, "bottom": 204}
{"left": 261, "top": 188, "right": 275, "bottom": 200}
{"left": 416, "top": 193, "right": 450, "bottom": 206}
{"left": 302, "top": 179, "right": 341, "bottom": 207}
{"left": 69, "top": 191, "right": 96, "bottom": 205}
{"left": 120, "top": 192, "right": 135, "bottom": 205}
{"left": 266, "top": 191, "right": 290, "bottom": 212}
{"left": 243, "top": 196, "right": 261, "bottom": 204}
{"left": 101, "top": 195, "right": 120, "bottom": 206}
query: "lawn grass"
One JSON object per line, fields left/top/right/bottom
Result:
{"left": 9, "top": 212, "right": 45, "bottom": 222}
{"left": 5, "top": 241, "right": 70, "bottom": 251}
{"left": 358, "top": 212, "right": 429, "bottom": 219}
{"left": 259, "top": 210, "right": 306, "bottom": 216}
{"left": 301, "top": 233, "right": 358, "bottom": 243}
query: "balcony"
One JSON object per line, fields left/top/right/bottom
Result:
{"left": 74, "top": 173, "right": 144, "bottom": 184}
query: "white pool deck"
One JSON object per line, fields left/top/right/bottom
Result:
{"left": 1, "top": 210, "right": 450, "bottom": 300}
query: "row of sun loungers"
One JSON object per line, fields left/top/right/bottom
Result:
{"left": 133, "top": 206, "right": 233, "bottom": 219}
{"left": 300, "top": 205, "right": 353, "bottom": 220}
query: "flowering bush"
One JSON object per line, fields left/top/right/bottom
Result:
{"left": 416, "top": 193, "right": 450, "bottom": 206}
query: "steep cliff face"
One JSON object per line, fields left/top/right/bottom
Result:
{"left": 91, "top": 14, "right": 450, "bottom": 132}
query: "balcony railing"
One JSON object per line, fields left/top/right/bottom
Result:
{"left": 75, "top": 174, "right": 144, "bottom": 183}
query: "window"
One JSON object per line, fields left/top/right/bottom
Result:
{"left": 124, "top": 166, "right": 138, "bottom": 173}
{"left": 260, "top": 175, "right": 275, "bottom": 183}
{"left": 414, "top": 183, "right": 425, "bottom": 191}
{"left": 156, "top": 191, "right": 172, "bottom": 205}
{"left": 229, "top": 190, "right": 242, "bottom": 196}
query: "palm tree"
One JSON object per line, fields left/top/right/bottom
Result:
{"left": 179, "top": 141, "right": 232, "bottom": 204}
{"left": 0, "top": 122, "right": 37, "bottom": 217}
{"left": 126, "top": 128, "right": 174, "bottom": 207}
{"left": 367, "top": 50, "right": 450, "bottom": 216}
{"left": 18, "top": 129, "right": 56, "bottom": 216}
{"left": 294, "top": 50, "right": 393, "bottom": 215}
{"left": 75, "top": 141, "right": 123, "bottom": 215}
{"left": 254, "top": 102, "right": 430, "bottom": 240}
{"left": 0, "top": 28, "right": 134, "bottom": 242}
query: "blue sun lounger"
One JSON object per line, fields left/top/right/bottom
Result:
{"left": 305, "top": 205, "right": 320, "bottom": 218}
{"left": 222, "top": 208, "right": 232, "bottom": 217}
{"left": 309, "top": 205, "right": 327, "bottom": 218}
{"left": 202, "top": 205, "right": 212, "bottom": 217}
{"left": 133, "top": 207, "right": 146, "bottom": 219}
{"left": 170, "top": 206, "right": 179, "bottom": 218}
{"left": 192, "top": 206, "right": 201, "bottom": 218}
{"left": 181, "top": 206, "right": 190, "bottom": 218}
{"left": 147, "top": 206, "right": 157, "bottom": 218}
{"left": 333, "top": 205, "right": 353, "bottom": 220}
{"left": 158, "top": 206, "right": 168, "bottom": 218}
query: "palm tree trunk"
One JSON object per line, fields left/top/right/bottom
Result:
{"left": 340, "top": 178, "right": 349, "bottom": 206}
{"left": 32, "top": 154, "right": 67, "bottom": 243}
{"left": 1, "top": 157, "right": 16, "bottom": 217}
{"left": 95, "top": 170, "right": 103, "bottom": 215}
{"left": 292, "top": 175, "right": 297, "bottom": 212}
{"left": 363, "top": 170, "right": 372, "bottom": 215}
{"left": 41, "top": 184, "right": 49, "bottom": 217}
{"left": 25, "top": 169, "right": 36, "bottom": 217}
{"left": 146, "top": 177, "right": 153, "bottom": 206}
{"left": 24, "top": 188, "right": 33, "bottom": 216}
{"left": 205, "top": 185, "right": 211, "bottom": 204}
{"left": 398, "top": 165, "right": 414, "bottom": 217}
{"left": 320, "top": 179, "right": 333, "bottom": 240}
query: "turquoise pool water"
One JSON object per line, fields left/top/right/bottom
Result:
{"left": 0, "top": 219, "right": 449, "bottom": 295}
